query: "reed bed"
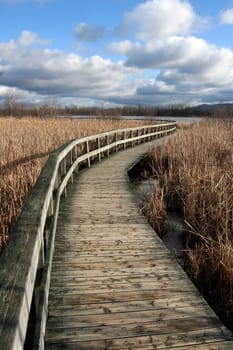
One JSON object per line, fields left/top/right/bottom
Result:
{"left": 145, "top": 120, "right": 233, "bottom": 328}
{"left": 0, "top": 116, "right": 145, "bottom": 252}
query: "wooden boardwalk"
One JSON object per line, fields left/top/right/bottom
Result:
{"left": 44, "top": 137, "right": 233, "bottom": 349}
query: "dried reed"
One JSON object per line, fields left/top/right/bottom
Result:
{"left": 147, "top": 120, "right": 233, "bottom": 328}
{"left": 0, "top": 116, "right": 145, "bottom": 252}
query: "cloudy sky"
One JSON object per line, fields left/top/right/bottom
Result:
{"left": 1, "top": 0, "right": 233, "bottom": 107}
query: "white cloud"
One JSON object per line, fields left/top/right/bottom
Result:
{"left": 0, "top": 85, "right": 12, "bottom": 97}
{"left": 0, "top": 31, "right": 50, "bottom": 62}
{"left": 115, "top": 0, "right": 205, "bottom": 40}
{"left": 108, "top": 1, "right": 233, "bottom": 106}
{"left": 17, "top": 30, "right": 50, "bottom": 46}
{"left": 112, "top": 0, "right": 233, "bottom": 86}
{"left": 0, "top": 31, "right": 138, "bottom": 105}
{"left": 121, "top": 35, "right": 233, "bottom": 81}
{"left": 75, "top": 22, "right": 106, "bottom": 42}
{"left": 1, "top": 0, "right": 233, "bottom": 108}
{"left": 109, "top": 40, "right": 141, "bottom": 55}
{"left": 1, "top": 28, "right": 233, "bottom": 107}
{"left": 220, "top": 9, "right": 233, "bottom": 24}
{"left": 127, "top": 35, "right": 233, "bottom": 102}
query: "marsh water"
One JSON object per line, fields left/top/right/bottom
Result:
{"left": 132, "top": 178, "right": 186, "bottom": 266}
{"left": 68, "top": 115, "right": 205, "bottom": 123}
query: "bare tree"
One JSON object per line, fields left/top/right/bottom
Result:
{"left": 4, "top": 89, "right": 17, "bottom": 116}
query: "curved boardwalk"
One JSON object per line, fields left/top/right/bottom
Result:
{"left": 44, "top": 137, "right": 233, "bottom": 349}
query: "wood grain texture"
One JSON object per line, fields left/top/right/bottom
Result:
{"left": 44, "top": 137, "right": 233, "bottom": 349}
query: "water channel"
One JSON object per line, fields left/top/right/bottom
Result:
{"left": 131, "top": 177, "right": 186, "bottom": 267}
{"left": 66, "top": 115, "right": 205, "bottom": 123}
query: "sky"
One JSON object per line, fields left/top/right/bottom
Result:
{"left": 1, "top": 0, "right": 233, "bottom": 107}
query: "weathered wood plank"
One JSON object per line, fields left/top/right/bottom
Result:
{"left": 48, "top": 295, "right": 206, "bottom": 317}
{"left": 49, "top": 258, "right": 186, "bottom": 271}
{"left": 46, "top": 305, "right": 217, "bottom": 330}
{"left": 47, "top": 289, "right": 202, "bottom": 307}
{"left": 45, "top": 329, "right": 233, "bottom": 349}
{"left": 52, "top": 252, "right": 174, "bottom": 262}
{"left": 48, "top": 284, "right": 197, "bottom": 298}
{"left": 44, "top": 136, "right": 232, "bottom": 349}
{"left": 49, "top": 273, "right": 186, "bottom": 288}
{"left": 45, "top": 316, "right": 222, "bottom": 343}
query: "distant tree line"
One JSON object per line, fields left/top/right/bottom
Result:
{"left": 62, "top": 104, "right": 210, "bottom": 118}
{"left": 0, "top": 102, "right": 210, "bottom": 118}
{"left": 0, "top": 91, "right": 232, "bottom": 118}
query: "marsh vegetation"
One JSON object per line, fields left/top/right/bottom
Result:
{"left": 143, "top": 120, "right": 233, "bottom": 329}
{"left": 0, "top": 116, "right": 145, "bottom": 252}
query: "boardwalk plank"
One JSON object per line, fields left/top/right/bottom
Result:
{"left": 48, "top": 296, "right": 207, "bottom": 317}
{"left": 46, "top": 330, "right": 233, "bottom": 349}
{"left": 46, "top": 306, "right": 217, "bottom": 330}
{"left": 44, "top": 138, "right": 232, "bottom": 349}
{"left": 45, "top": 316, "right": 223, "bottom": 342}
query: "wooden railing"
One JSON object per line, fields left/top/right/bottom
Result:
{"left": 0, "top": 121, "right": 176, "bottom": 350}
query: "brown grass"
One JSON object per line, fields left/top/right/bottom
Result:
{"left": 146, "top": 120, "right": 233, "bottom": 329}
{"left": 0, "top": 116, "right": 146, "bottom": 251}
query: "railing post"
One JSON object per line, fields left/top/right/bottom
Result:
{"left": 146, "top": 127, "right": 149, "bottom": 141}
{"left": 33, "top": 234, "right": 45, "bottom": 326}
{"left": 142, "top": 128, "right": 145, "bottom": 143}
{"left": 123, "top": 130, "right": 127, "bottom": 149}
{"left": 60, "top": 159, "right": 67, "bottom": 197}
{"left": 120, "top": 130, "right": 125, "bottom": 149}
{"left": 85, "top": 140, "right": 91, "bottom": 168}
{"left": 59, "top": 158, "right": 67, "bottom": 197}
{"left": 60, "top": 158, "right": 66, "bottom": 178}
{"left": 130, "top": 130, "right": 134, "bottom": 147}
{"left": 67, "top": 151, "right": 74, "bottom": 184}
{"left": 96, "top": 137, "right": 101, "bottom": 161}
{"left": 72, "top": 146, "right": 79, "bottom": 175}
{"left": 43, "top": 196, "right": 54, "bottom": 258}
{"left": 72, "top": 146, "right": 77, "bottom": 161}
{"left": 105, "top": 135, "right": 110, "bottom": 156}
{"left": 154, "top": 126, "right": 157, "bottom": 139}
{"left": 158, "top": 126, "right": 162, "bottom": 138}
{"left": 136, "top": 129, "right": 139, "bottom": 145}
{"left": 149, "top": 127, "right": 153, "bottom": 140}
{"left": 115, "top": 132, "right": 118, "bottom": 152}
{"left": 53, "top": 171, "right": 60, "bottom": 196}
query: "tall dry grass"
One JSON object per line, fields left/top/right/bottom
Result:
{"left": 0, "top": 116, "right": 145, "bottom": 251}
{"left": 146, "top": 120, "right": 233, "bottom": 328}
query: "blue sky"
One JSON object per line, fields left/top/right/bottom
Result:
{"left": 1, "top": 0, "right": 233, "bottom": 107}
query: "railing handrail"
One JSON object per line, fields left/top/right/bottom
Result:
{"left": 0, "top": 121, "right": 176, "bottom": 350}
